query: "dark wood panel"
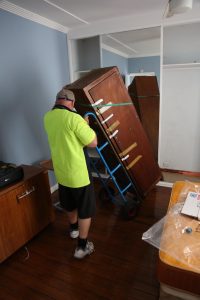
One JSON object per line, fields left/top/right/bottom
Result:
{"left": 128, "top": 76, "right": 160, "bottom": 161}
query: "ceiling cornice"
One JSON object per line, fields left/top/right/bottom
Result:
{"left": 0, "top": 0, "right": 69, "bottom": 33}
{"left": 43, "top": 0, "right": 89, "bottom": 25}
{"left": 101, "top": 43, "right": 129, "bottom": 58}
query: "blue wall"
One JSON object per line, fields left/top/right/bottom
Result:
{"left": 102, "top": 49, "right": 128, "bottom": 80}
{"left": 0, "top": 10, "right": 70, "bottom": 184}
{"left": 102, "top": 49, "right": 160, "bottom": 86}
{"left": 128, "top": 56, "right": 160, "bottom": 85}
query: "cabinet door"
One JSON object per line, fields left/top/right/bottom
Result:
{"left": 17, "top": 172, "right": 53, "bottom": 238}
{"left": 0, "top": 185, "right": 29, "bottom": 262}
{"left": 0, "top": 171, "right": 53, "bottom": 262}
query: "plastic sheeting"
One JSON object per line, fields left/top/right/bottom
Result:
{"left": 142, "top": 181, "right": 200, "bottom": 273}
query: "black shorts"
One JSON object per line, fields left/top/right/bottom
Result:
{"left": 58, "top": 183, "right": 96, "bottom": 219}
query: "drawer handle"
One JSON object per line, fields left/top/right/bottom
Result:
{"left": 17, "top": 186, "right": 35, "bottom": 201}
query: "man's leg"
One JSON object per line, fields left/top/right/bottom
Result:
{"left": 74, "top": 217, "right": 94, "bottom": 259}
{"left": 73, "top": 182, "right": 95, "bottom": 259}
{"left": 78, "top": 217, "right": 91, "bottom": 239}
{"left": 67, "top": 210, "right": 79, "bottom": 238}
{"left": 67, "top": 210, "right": 78, "bottom": 224}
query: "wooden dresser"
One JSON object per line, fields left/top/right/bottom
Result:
{"left": 65, "top": 66, "right": 161, "bottom": 198}
{"left": 128, "top": 76, "right": 160, "bottom": 161}
{"left": 0, "top": 165, "right": 54, "bottom": 263}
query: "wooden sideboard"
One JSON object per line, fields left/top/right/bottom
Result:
{"left": 0, "top": 165, "right": 54, "bottom": 263}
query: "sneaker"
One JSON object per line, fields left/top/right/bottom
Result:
{"left": 74, "top": 241, "right": 94, "bottom": 259}
{"left": 70, "top": 229, "right": 79, "bottom": 239}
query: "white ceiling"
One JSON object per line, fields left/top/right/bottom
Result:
{"left": 4, "top": 0, "right": 168, "bottom": 29}
{"left": 101, "top": 27, "right": 161, "bottom": 58}
{"left": 2, "top": 0, "right": 200, "bottom": 58}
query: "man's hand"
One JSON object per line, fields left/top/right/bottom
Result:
{"left": 84, "top": 115, "right": 89, "bottom": 124}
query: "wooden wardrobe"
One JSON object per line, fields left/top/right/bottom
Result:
{"left": 128, "top": 76, "right": 160, "bottom": 161}
{"left": 65, "top": 67, "right": 161, "bottom": 198}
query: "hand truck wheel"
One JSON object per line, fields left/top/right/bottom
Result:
{"left": 122, "top": 198, "right": 139, "bottom": 220}
{"left": 99, "top": 186, "right": 115, "bottom": 203}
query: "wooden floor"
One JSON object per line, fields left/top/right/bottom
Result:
{"left": 0, "top": 182, "right": 172, "bottom": 300}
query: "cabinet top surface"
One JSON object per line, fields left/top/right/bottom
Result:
{"left": 0, "top": 165, "right": 47, "bottom": 195}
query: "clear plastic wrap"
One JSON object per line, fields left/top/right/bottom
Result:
{"left": 142, "top": 181, "right": 200, "bottom": 273}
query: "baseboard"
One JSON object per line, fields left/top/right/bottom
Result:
{"left": 156, "top": 181, "right": 173, "bottom": 188}
{"left": 161, "top": 168, "right": 200, "bottom": 177}
{"left": 50, "top": 183, "right": 58, "bottom": 194}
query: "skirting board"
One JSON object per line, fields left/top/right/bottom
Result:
{"left": 156, "top": 181, "right": 173, "bottom": 188}
{"left": 50, "top": 183, "right": 58, "bottom": 194}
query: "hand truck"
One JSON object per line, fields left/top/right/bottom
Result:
{"left": 85, "top": 112, "right": 141, "bottom": 219}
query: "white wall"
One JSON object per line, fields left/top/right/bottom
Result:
{"left": 159, "top": 65, "right": 200, "bottom": 171}
{"left": 159, "top": 20, "right": 200, "bottom": 172}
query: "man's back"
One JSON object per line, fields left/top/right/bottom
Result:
{"left": 44, "top": 107, "right": 95, "bottom": 188}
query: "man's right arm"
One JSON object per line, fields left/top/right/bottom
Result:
{"left": 83, "top": 115, "right": 98, "bottom": 148}
{"left": 87, "top": 134, "right": 97, "bottom": 148}
{"left": 75, "top": 114, "right": 98, "bottom": 148}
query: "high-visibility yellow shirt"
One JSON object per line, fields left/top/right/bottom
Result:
{"left": 44, "top": 107, "right": 95, "bottom": 187}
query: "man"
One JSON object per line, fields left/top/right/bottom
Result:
{"left": 44, "top": 88, "right": 97, "bottom": 259}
